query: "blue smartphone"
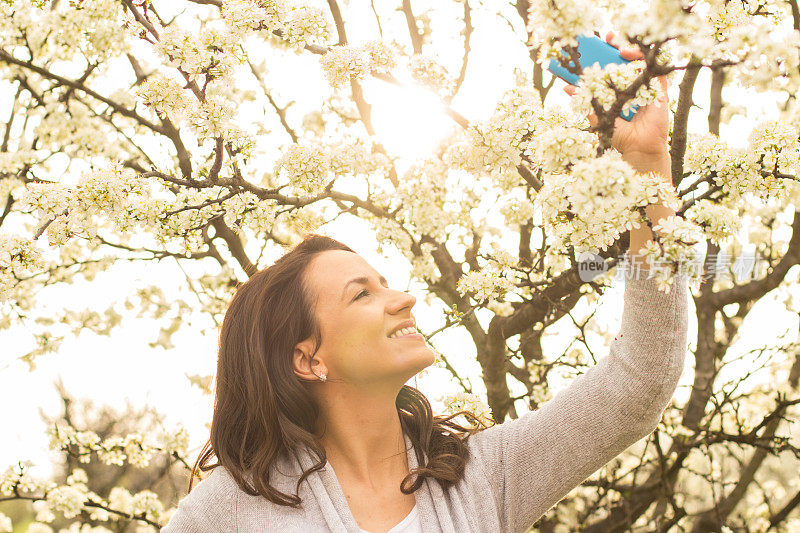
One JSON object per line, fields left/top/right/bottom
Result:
{"left": 546, "top": 33, "right": 639, "bottom": 121}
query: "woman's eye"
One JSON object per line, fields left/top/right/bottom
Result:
{"left": 355, "top": 289, "right": 369, "bottom": 300}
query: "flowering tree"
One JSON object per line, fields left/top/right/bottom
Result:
{"left": 1, "top": 0, "right": 800, "bottom": 531}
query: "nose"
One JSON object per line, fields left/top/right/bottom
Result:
{"left": 388, "top": 289, "right": 416, "bottom": 314}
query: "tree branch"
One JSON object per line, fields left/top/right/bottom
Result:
{"left": 401, "top": 0, "right": 423, "bottom": 54}
{"left": 0, "top": 49, "right": 163, "bottom": 133}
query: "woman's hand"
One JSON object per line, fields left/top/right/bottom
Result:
{"left": 563, "top": 32, "right": 670, "bottom": 158}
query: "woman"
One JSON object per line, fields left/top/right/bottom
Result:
{"left": 161, "top": 35, "right": 689, "bottom": 533}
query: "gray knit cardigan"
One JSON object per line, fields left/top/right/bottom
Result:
{"left": 162, "top": 273, "right": 689, "bottom": 533}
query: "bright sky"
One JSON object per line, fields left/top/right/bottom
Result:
{"left": 1, "top": 1, "right": 796, "bottom": 485}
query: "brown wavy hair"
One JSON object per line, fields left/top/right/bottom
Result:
{"left": 190, "top": 233, "right": 494, "bottom": 505}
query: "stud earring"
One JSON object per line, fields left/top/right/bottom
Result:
{"left": 319, "top": 373, "right": 327, "bottom": 382}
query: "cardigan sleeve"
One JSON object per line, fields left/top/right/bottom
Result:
{"left": 466, "top": 272, "right": 690, "bottom": 533}
{"left": 160, "top": 467, "right": 236, "bottom": 533}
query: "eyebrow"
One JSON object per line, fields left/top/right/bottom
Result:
{"left": 341, "top": 275, "right": 389, "bottom": 301}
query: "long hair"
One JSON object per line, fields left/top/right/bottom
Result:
{"left": 190, "top": 233, "right": 494, "bottom": 505}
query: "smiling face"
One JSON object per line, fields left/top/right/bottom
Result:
{"left": 294, "top": 250, "right": 436, "bottom": 387}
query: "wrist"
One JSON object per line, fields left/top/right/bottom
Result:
{"left": 622, "top": 149, "right": 672, "bottom": 182}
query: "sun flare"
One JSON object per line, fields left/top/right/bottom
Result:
{"left": 365, "top": 80, "right": 454, "bottom": 161}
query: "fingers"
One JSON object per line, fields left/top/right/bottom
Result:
{"left": 620, "top": 48, "right": 644, "bottom": 61}
{"left": 562, "top": 84, "right": 595, "bottom": 126}
{"left": 658, "top": 75, "right": 669, "bottom": 104}
{"left": 606, "top": 30, "right": 644, "bottom": 61}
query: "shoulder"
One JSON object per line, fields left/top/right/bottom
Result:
{"left": 161, "top": 466, "right": 240, "bottom": 532}
{"left": 188, "top": 465, "right": 243, "bottom": 504}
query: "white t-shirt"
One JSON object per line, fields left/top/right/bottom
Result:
{"left": 357, "top": 503, "right": 422, "bottom": 533}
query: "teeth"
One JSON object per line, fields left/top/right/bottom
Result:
{"left": 389, "top": 326, "right": 417, "bottom": 339}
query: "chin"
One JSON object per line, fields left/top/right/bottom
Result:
{"left": 410, "top": 349, "right": 437, "bottom": 375}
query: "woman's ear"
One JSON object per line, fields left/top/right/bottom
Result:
{"left": 293, "top": 339, "right": 326, "bottom": 382}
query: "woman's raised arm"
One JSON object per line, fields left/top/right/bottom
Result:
{"left": 466, "top": 269, "right": 690, "bottom": 532}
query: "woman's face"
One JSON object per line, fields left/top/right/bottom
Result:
{"left": 295, "top": 250, "right": 436, "bottom": 387}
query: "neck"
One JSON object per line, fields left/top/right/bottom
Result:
{"left": 315, "top": 385, "right": 409, "bottom": 488}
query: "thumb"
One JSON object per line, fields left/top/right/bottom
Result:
{"left": 657, "top": 76, "right": 669, "bottom": 104}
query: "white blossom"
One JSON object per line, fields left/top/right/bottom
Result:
{"left": 279, "top": 5, "right": 330, "bottom": 48}
{"left": 456, "top": 265, "right": 516, "bottom": 303}
{"left": 0, "top": 235, "right": 46, "bottom": 301}
{"left": 123, "top": 433, "right": 154, "bottom": 467}
{"left": 408, "top": 56, "right": 453, "bottom": 94}
{"left": 362, "top": 41, "right": 397, "bottom": 73}
{"left": 45, "top": 483, "right": 88, "bottom": 519}
{"left": 499, "top": 190, "right": 536, "bottom": 227}
{"left": 186, "top": 95, "right": 237, "bottom": 138}
{"left": 154, "top": 25, "right": 240, "bottom": 81}
{"left": 25, "top": 523, "right": 53, "bottom": 533}
{"left": 747, "top": 121, "right": 800, "bottom": 177}
{"left": 524, "top": 125, "right": 598, "bottom": 174}
{"left": 572, "top": 61, "right": 663, "bottom": 118}
{"left": 320, "top": 45, "right": 371, "bottom": 88}
{"left": 275, "top": 142, "right": 331, "bottom": 196}
{"left": 136, "top": 73, "right": 193, "bottom": 121}
{"left": 526, "top": 0, "right": 603, "bottom": 61}
{"left": 160, "top": 425, "right": 190, "bottom": 457}
{"left": 131, "top": 490, "right": 164, "bottom": 521}
{"left": 97, "top": 436, "right": 126, "bottom": 466}
{"left": 395, "top": 161, "right": 458, "bottom": 241}
{"left": 440, "top": 392, "right": 492, "bottom": 422}
{"left": 222, "top": 0, "right": 285, "bottom": 36}
{"left": 108, "top": 487, "right": 134, "bottom": 517}
{"left": 685, "top": 199, "right": 741, "bottom": 246}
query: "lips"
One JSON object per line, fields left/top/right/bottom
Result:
{"left": 388, "top": 326, "right": 419, "bottom": 339}
{"left": 387, "top": 319, "right": 416, "bottom": 338}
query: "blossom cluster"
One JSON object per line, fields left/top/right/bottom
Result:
{"left": 222, "top": 0, "right": 329, "bottom": 48}
{"left": 571, "top": 61, "right": 663, "bottom": 118}
{"left": 408, "top": 55, "right": 453, "bottom": 95}
{"left": 18, "top": 164, "right": 153, "bottom": 246}
{"left": 35, "top": 104, "right": 125, "bottom": 160}
{"left": 135, "top": 71, "right": 249, "bottom": 143}
{"left": 222, "top": 0, "right": 286, "bottom": 36}
{"left": 0, "top": 462, "right": 55, "bottom": 498}
{"left": 319, "top": 41, "right": 397, "bottom": 88}
{"left": 279, "top": 5, "right": 331, "bottom": 48}
{"left": 684, "top": 199, "right": 741, "bottom": 246}
{"left": 456, "top": 263, "right": 517, "bottom": 304}
{"left": 1, "top": 0, "right": 131, "bottom": 63}
{"left": 535, "top": 150, "right": 684, "bottom": 258}
{"left": 523, "top": 124, "right": 598, "bottom": 174}
{"left": 525, "top": 0, "right": 603, "bottom": 61}
{"left": 748, "top": 121, "right": 800, "bottom": 177}
{"left": 444, "top": 80, "right": 566, "bottom": 188}
{"left": 440, "top": 391, "right": 492, "bottom": 423}
{"left": 610, "top": 0, "right": 710, "bottom": 60}
{"left": 185, "top": 95, "right": 237, "bottom": 138}
{"left": 16, "top": 162, "right": 283, "bottom": 256}
{"left": 46, "top": 420, "right": 189, "bottom": 467}
{"left": 154, "top": 24, "right": 242, "bottom": 81}
{"left": 0, "top": 235, "right": 46, "bottom": 301}
{"left": 499, "top": 189, "right": 536, "bottom": 227}
{"left": 683, "top": 125, "right": 796, "bottom": 203}
{"left": 274, "top": 139, "right": 391, "bottom": 196}
{"left": 730, "top": 29, "right": 800, "bottom": 93}
{"left": 707, "top": 0, "right": 749, "bottom": 42}
{"left": 107, "top": 486, "right": 164, "bottom": 522}
{"left": 135, "top": 73, "right": 193, "bottom": 121}
{"left": 394, "top": 161, "right": 459, "bottom": 242}
{"left": 0, "top": 463, "right": 150, "bottom": 526}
